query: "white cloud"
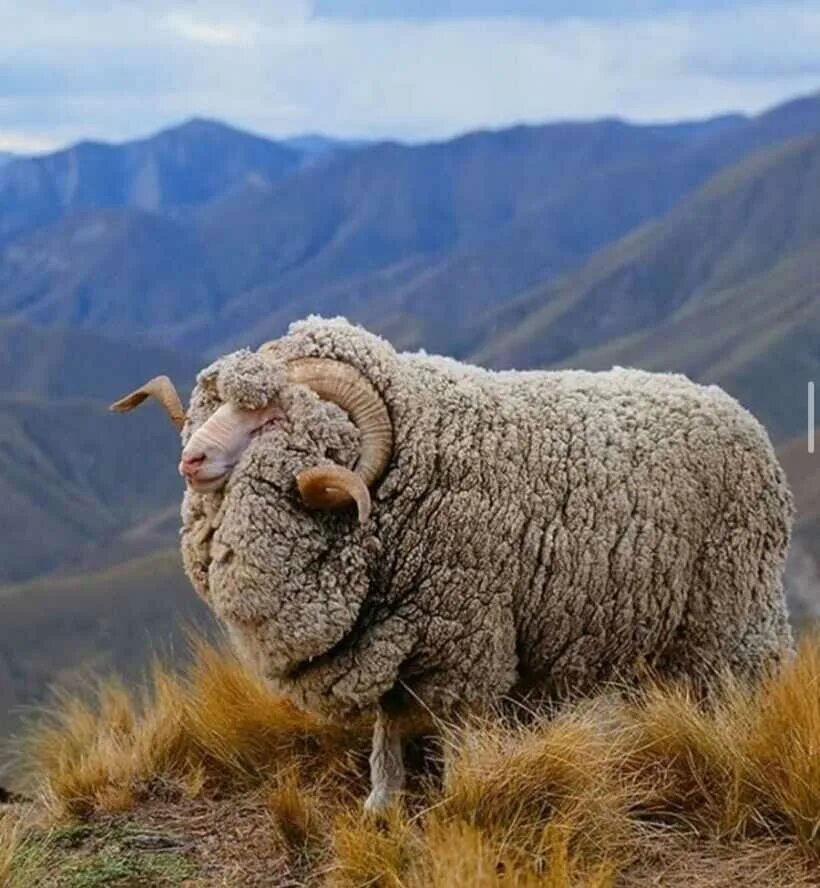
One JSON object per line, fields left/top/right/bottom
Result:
{"left": 163, "top": 13, "right": 256, "bottom": 47}
{"left": 0, "top": 130, "right": 61, "bottom": 153}
{"left": 162, "top": 0, "right": 312, "bottom": 45}
{"left": 0, "top": 1, "right": 818, "bottom": 150}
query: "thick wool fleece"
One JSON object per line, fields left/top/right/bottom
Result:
{"left": 180, "top": 318, "right": 794, "bottom": 720}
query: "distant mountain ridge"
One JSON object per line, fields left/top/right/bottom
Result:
{"left": 282, "top": 133, "right": 372, "bottom": 165}
{"left": 1, "top": 95, "right": 820, "bottom": 361}
{"left": 0, "top": 115, "right": 681, "bottom": 350}
{"left": 641, "top": 113, "right": 747, "bottom": 145}
{"left": 0, "top": 119, "right": 302, "bottom": 243}
{"left": 0, "top": 102, "right": 818, "bottom": 574}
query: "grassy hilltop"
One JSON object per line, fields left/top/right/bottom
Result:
{"left": 2, "top": 633, "right": 818, "bottom": 887}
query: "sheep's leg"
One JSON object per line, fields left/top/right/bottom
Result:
{"left": 363, "top": 708, "right": 405, "bottom": 814}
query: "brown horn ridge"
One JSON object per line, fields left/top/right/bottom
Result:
{"left": 109, "top": 376, "right": 185, "bottom": 430}
{"left": 284, "top": 357, "right": 393, "bottom": 521}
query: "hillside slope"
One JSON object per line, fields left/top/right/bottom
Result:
{"left": 160, "top": 94, "right": 820, "bottom": 356}
{"left": 0, "top": 211, "right": 220, "bottom": 344}
{"left": 0, "top": 549, "right": 209, "bottom": 741}
{"left": 0, "top": 322, "right": 199, "bottom": 583}
{"left": 0, "top": 319, "right": 199, "bottom": 402}
{"left": 472, "top": 134, "right": 820, "bottom": 442}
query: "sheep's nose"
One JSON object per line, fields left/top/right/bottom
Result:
{"left": 179, "top": 452, "right": 206, "bottom": 479}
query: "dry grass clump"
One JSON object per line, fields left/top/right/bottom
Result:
{"left": 0, "top": 807, "right": 51, "bottom": 888}
{"left": 621, "top": 639, "right": 820, "bottom": 847}
{"left": 427, "top": 705, "right": 630, "bottom": 883}
{"left": 23, "top": 637, "right": 370, "bottom": 820}
{"left": 10, "top": 633, "right": 820, "bottom": 886}
{"left": 0, "top": 810, "right": 26, "bottom": 885}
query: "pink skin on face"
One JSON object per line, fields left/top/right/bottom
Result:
{"left": 180, "top": 403, "right": 284, "bottom": 492}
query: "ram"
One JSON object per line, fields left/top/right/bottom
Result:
{"left": 112, "top": 316, "right": 794, "bottom": 812}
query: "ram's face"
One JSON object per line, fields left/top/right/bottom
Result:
{"left": 108, "top": 348, "right": 393, "bottom": 525}
{"left": 180, "top": 401, "right": 285, "bottom": 492}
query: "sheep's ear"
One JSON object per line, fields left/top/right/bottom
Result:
{"left": 296, "top": 466, "right": 372, "bottom": 524}
{"left": 110, "top": 376, "right": 186, "bottom": 430}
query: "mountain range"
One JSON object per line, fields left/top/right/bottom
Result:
{"left": 1, "top": 94, "right": 819, "bottom": 742}
{"left": 3, "top": 96, "right": 820, "bottom": 360}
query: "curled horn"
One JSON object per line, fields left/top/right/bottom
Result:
{"left": 109, "top": 376, "right": 185, "bottom": 430}
{"left": 284, "top": 357, "right": 393, "bottom": 518}
{"left": 297, "top": 466, "right": 372, "bottom": 524}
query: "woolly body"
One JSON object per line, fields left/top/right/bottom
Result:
{"left": 180, "top": 317, "right": 794, "bottom": 725}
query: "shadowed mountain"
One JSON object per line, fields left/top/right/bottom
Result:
{"left": 678, "top": 93, "right": 820, "bottom": 174}
{"left": 0, "top": 318, "right": 198, "bottom": 403}
{"left": 206, "top": 94, "right": 820, "bottom": 357}
{"left": 0, "top": 117, "right": 685, "bottom": 352}
{"left": 0, "top": 210, "right": 218, "bottom": 345}
{"left": 643, "top": 113, "right": 747, "bottom": 146}
{"left": 202, "top": 118, "right": 684, "bottom": 351}
{"left": 0, "top": 118, "right": 301, "bottom": 243}
{"left": 0, "top": 112, "right": 759, "bottom": 354}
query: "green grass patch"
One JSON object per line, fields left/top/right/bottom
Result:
{"left": 58, "top": 847, "right": 195, "bottom": 888}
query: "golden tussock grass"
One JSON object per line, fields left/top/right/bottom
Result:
{"left": 10, "top": 633, "right": 820, "bottom": 886}
{"left": 0, "top": 811, "right": 25, "bottom": 885}
{"left": 22, "top": 636, "right": 369, "bottom": 820}
{"left": 0, "top": 807, "right": 51, "bottom": 888}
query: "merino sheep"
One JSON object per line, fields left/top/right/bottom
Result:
{"left": 111, "top": 316, "right": 794, "bottom": 812}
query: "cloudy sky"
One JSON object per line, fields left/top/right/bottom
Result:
{"left": 2, "top": 0, "right": 820, "bottom": 153}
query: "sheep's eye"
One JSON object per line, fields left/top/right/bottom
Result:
{"left": 250, "top": 412, "right": 284, "bottom": 438}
